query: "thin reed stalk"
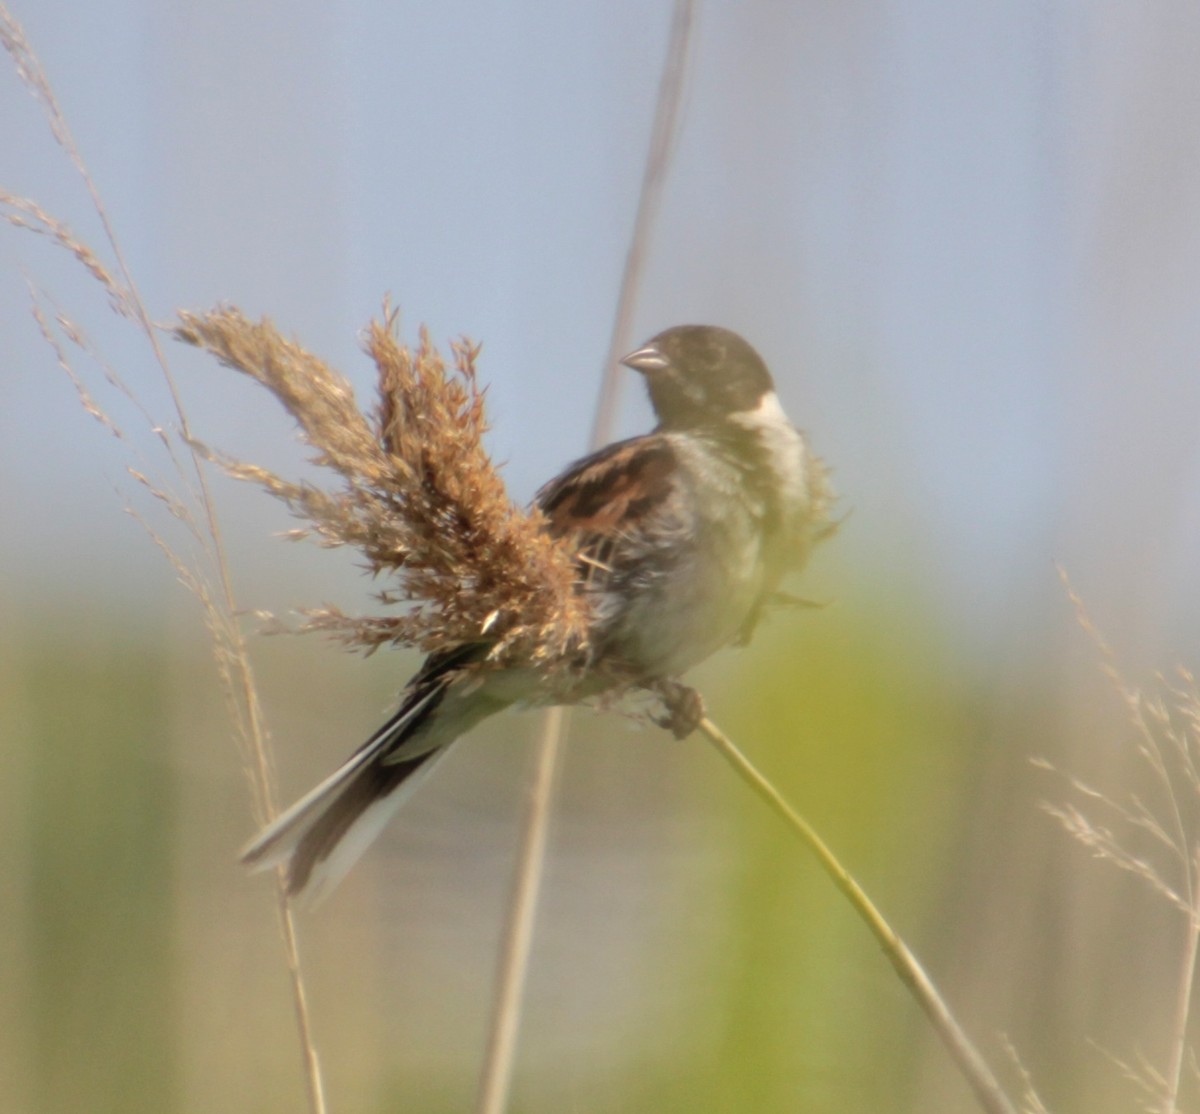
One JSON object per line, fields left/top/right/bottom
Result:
{"left": 1165, "top": 906, "right": 1200, "bottom": 1114}
{"left": 0, "top": 8, "right": 327, "bottom": 1110}
{"left": 698, "top": 716, "right": 1020, "bottom": 1114}
{"left": 475, "top": 708, "right": 566, "bottom": 1114}
{"left": 591, "top": 0, "right": 697, "bottom": 446}
{"left": 472, "top": 4, "right": 698, "bottom": 1110}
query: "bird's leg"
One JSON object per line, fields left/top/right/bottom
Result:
{"left": 649, "top": 679, "right": 706, "bottom": 739}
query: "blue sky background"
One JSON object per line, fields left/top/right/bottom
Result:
{"left": 3, "top": 0, "right": 1199, "bottom": 668}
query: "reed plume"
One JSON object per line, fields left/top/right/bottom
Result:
{"left": 176, "top": 306, "right": 590, "bottom": 680}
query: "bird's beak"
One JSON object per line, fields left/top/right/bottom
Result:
{"left": 620, "top": 344, "right": 669, "bottom": 374}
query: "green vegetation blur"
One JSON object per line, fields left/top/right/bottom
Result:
{"left": 5, "top": 628, "right": 177, "bottom": 1114}
{"left": 622, "top": 596, "right": 968, "bottom": 1114}
{"left": 2, "top": 585, "right": 998, "bottom": 1114}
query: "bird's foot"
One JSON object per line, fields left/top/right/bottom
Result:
{"left": 650, "top": 679, "right": 706, "bottom": 739}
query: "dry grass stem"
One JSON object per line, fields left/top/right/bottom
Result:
{"left": 3, "top": 6, "right": 328, "bottom": 1110}
{"left": 590, "top": 0, "right": 697, "bottom": 443}
{"left": 700, "top": 715, "right": 1020, "bottom": 1114}
{"left": 1092, "top": 1042, "right": 1172, "bottom": 1109}
{"left": 3, "top": 196, "right": 131, "bottom": 312}
{"left": 1000, "top": 1037, "right": 1054, "bottom": 1114}
{"left": 477, "top": 6, "right": 698, "bottom": 1111}
{"left": 1043, "top": 570, "right": 1200, "bottom": 1114}
{"left": 28, "top": 288, "right": 125, "bottom": 440}
{"left": 1, "top": 3, "right": 80, "bottom": 159}
{"left": 475, "top": 708, "right": 566, "bottom": 1114}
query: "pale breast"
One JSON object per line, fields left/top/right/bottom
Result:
{"left": 600, "top": 435, "right": 769, "bottom": 678}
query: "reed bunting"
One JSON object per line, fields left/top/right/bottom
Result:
{"left": 242, "top": 324, "right": 834, "bottom": 901}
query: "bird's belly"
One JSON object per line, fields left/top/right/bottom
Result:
{"left": 604, "top": 535, "right": 766, "bottom": 679}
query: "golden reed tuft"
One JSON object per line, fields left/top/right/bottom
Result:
{"left": 176, "top": 305, "right": 590, "bottom": 679}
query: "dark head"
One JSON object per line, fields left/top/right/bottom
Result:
{"left": 621, "top": 325, "right": 775, "bottom": 429}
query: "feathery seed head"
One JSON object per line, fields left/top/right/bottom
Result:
{"left": 176, "top": 305, "right": 589, "bottom": 677}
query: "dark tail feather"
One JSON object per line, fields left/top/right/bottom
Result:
{"left": 239, "top": 681, "right": 450, "bottom": 904}
{"left": 241, "top": 643, "right": 506, "bottom": 904}
{"left": 283, "top": 748, "right": 440, "bottom": 898}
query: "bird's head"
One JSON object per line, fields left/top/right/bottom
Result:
{"left": 621, "top": 325, "right": 775, "bottom": 430}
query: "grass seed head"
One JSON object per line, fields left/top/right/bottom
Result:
{"left": 176, "top": 305, "right": 590, "bottom": 677}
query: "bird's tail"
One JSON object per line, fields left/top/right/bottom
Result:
{"left": 240, "top": 648, "right": 504, "bottom": 903}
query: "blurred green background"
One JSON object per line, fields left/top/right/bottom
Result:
{"left": 4, "top": 587, "right": 983, "bottom": 1114}
{"left": 5, "top": 1, "right": 1200, "bottom": 1112}
{"left": 3, "top": 583, "right": 1185, "bottom": 1113}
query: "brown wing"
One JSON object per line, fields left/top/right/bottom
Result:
{"left": 535, "top": 434, "right": 679, "bottom": 589}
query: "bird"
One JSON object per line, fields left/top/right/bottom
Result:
{"left": 241, "top": 324, "right": 834, "bottom": 902}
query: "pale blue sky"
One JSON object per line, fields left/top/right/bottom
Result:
{"left": 3, "top": 0, "right": 1199, "bottom": 669}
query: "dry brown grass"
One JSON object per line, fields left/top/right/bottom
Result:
{"left": 1037, "top": 573, "right": 1200, "bottom": 1114}
{"left": 1, "top": 6, "right": 328, "bottom": 1111}
{"left": 176, "top": 307, "right": 589, "bottom": 676}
